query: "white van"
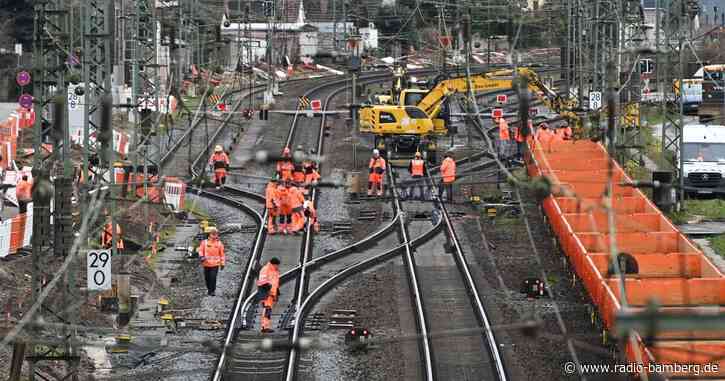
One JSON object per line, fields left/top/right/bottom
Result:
{"left": 681, "top": 124, "right": 725, "bottom": 194}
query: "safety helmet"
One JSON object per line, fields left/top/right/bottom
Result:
{"left": 214, "top": 145, "right": 223, "bottom": 152}
{"left": 373, "top": 149, "right": 380, "bottom": 156}
{"left": 283, "top": 147, "right": 291, "bottom": 157}
{"left": 296, "top": 145, "right": 304, "bottom": 151}
{"left": 415, "top": 151, "right": 422, "bottom": 158}
{"left": 304, "top": 200, "right": 311, "bottom": 209}
{"left": 207, "top": 226, "right": 219, "bottom": 234}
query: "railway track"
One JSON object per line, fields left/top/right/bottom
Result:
{"left": 200, "top": 65, "right": 561, "bottom": 381}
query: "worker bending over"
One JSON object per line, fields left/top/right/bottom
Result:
{"left": 439, "top": 152, "right": 456, "bottom": 202}
{"left": 407, "top": 151, "right": 426, "bottom": 200}
{"left": 287, "top": 183, "right": 306, "bottom": 234}
{"left": 16, "top": 175, "right": 32, "bottom": 213}
{"left": 101, "top": 218, "right": 125, "bottom": 252}
{"left": 198, "top": 227, "right": 225, "bottom": 296}
{"left": 257, "top": 257, "right": 281, "bottom": 333}
{"left": 368, "top": 149, "right": 386, "bottom": 196}
{"left": 265, "top": 179, "right": 279, "bottom": 234}
{"left": 277, "top": 147, "right": 294, "bottom": 182}
{"left": 303, "top": 149, "right": 320, "bottom": 188}
{"left": 303, "top": 200, "right": 320, "bottom": 233}
{"left": 209, "top": 145, "right": 230, "bottom": 189}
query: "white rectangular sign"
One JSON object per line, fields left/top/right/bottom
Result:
{"left": 590, "top": 91, "right": 602, "bottom": 110}
{"left": 87, "top": 250, "right": 112, "bottom": 291}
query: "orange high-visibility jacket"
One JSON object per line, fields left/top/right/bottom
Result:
{"left": 16, "top": 179, "right": 32, "bottom": 201}
{"left": 498, "top": 119, "right": 510, "bottom": 140}
{"left": 287, "top": 186, "right": 305, "bottom": 212}
{"left": 209, "top": 152, "right": 230, "bottom": 168}
{"left": 277, "top": 160, "right": 294, "bottom": 181}
{"left": 265, "top": 182, "right": 278, "bottom": 209}
{"left": 440, "top": 157, "right": 456, "bottom": 184}
{"left": 292, "top": 162, "right": 305, "bottom": 183}
{"left": 409, "top": 159, "right": 424, "bottom": 177}
{"left": 101, "top": 223, "right": 125, "bottom": 249}
{"left": 257, "top": 262, "right": 280, "bottom": 297}
{"left": 198, "top": 238, "right": 225, "bottom": 268}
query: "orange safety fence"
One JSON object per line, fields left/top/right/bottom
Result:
{"left": 527, "top": 138, "right": 725, "bottom": 378}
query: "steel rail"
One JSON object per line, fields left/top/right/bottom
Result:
{"left": 387, "top": 164, "right": 436, "bottom": 381}
{"left": 187, "top": 186, "right": 263, "bottom": 224}
{"left": 240, "top": 215, "right": 401, "bottom": 326}
{"left": 424, "top": 166, "right": 508, "bottom": 380}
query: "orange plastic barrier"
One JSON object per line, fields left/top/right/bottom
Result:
{"left": 527, "top": 139, "right": 725, "bottom": 379}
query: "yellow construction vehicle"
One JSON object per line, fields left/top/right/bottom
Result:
{"left": 359, "top": 67, "right": 580, "bottom": 162}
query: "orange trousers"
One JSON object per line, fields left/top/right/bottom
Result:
{"left": 289, "top": 211, "right": 305, "bottom": 232}
{"left": 261, "top": 295, "right": 275, "bottom": 330}
{"left": 214, "top": 169, "right": 226, "bottom": 186}
{"left": 267, "top": 209, "right": 277, "bottom": 233}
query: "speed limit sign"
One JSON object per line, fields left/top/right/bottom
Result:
{"left": 87, "top": 250, "right": 112, "bottom": 290}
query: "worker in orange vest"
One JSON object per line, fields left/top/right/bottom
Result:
{"left": 275, "top": 181, "right": 293, "bottom": 234}
{"left": 535, "top": 123, "right": 554, "bottom": 150}
{"left": 368, "top": 149, "right": 386, "bottom": 196}
{"left": 208, "top": 145, "right": 230, "bottom": 189}
{"left": 287, "top": 184, "right": 306, "bottom": 234}
{"left": 439, "top": 152, "right": 456, "bottom": 202}
{"left": 265, "top": 179, "right": 279, "bottom": 234}
{"left": 101, "top": 219, "right": 125, "bottom": 251}
{"left": 198, "top": 226, "right": 225, "bottom": 296}
{"left": 303, "top": 200, "right": 320, "bottom": 233}
{"left": 277, "top": 147, "right": 294, "bottom": 182}
{"left": 303, "top": 149, "right": 320, "bottom": 188}
{"left": 16, "top": 175, "right": 33, "bottom": 213}
{"left": 497, "top": 117, "right": 511, "bottom": 159}
{"left": 514, "top": 121, "right": 530, "bottom": 160}
{"left": 407, "top": 151, "right": 426, "bottom": 199}
{"left": 257, "top": 257, "right": 281, "bottom": 333}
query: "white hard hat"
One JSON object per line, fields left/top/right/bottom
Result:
{"left": 214, "top": 145, "right": 223, "bottom": 152}
{"left": 373, "top": 149, "right": 380, "bottom": 155}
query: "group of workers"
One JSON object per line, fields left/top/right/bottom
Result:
{"left": 367, "top": 149, "right": 457, "bottom": 201}
{"left": 265, "top": 147, "right": 320, "bottom": 235}
{"left": 496, "top": 116, "right": 573, "bottom": 159}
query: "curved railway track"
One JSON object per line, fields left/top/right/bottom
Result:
{"left": 196, "top": 65, "right": 563, "bottom": 381}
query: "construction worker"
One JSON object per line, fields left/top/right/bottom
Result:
{"left": 407, "top": 151, "right": 426, "bottom": 199}
{"left": 368, "top": 149, "right": 386, "bottom": 196}
{"left": 276, "top": 147, "right": 294, "bottom": 182}
{"left": 439, "top": 152, "right": 456, "bottom": 202}
{"left": 535, "top": 123, "right": 554, "bottom": 150}
{"left": 303, "top": 200, "right": 320, "bottom": 233}
{"left": 198, "top": 226, "right": 225, "bottom": 296}
{"left": 303, "top": 149, "right": 320, "bottom": 187}
{"left": 209, "top": 145, "right": 230, "bottom": 189}
{"left": 275, "top": 181, "right": 293, "bottom": 234}
{"left": 101, "top": 219, "right": 125, "bottom": 252}
{"left": 514, "top": 121, "right": 530, "bottom": 159}
{"left": 292, "top": 147, "right": 306, "bottom": 185}
{"left": 497, "top": 117, "right": 511, "bottom": 159}
{"left": 16, "top": 175, "right": 32, "bottom": 213}
{"left": 257, "top": 257, "right": 281, "bottom": 333}
{"left": 265, "top": 179, "right": 279, "bottom": 234}
{"left": 287, "top": 184, "right": 306, "bottom": 234}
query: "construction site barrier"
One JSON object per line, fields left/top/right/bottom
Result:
{"left": 527, "top": 139, "right": 725, "bottom": 378}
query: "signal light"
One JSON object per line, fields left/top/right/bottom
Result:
{"left": 363, "top": 330, "right": 368, "bottom": 336}
{"left": 350, "top": 329, "right": 356, "bottom": 336}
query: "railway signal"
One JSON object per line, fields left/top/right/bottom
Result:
{"left": 491, "top": 108, "right": 503, "bottom": 119}
{"left": 310, "top": 99, "right": 321, "bottom": 112}
{"left": 496, "top": 94, "right": 507, "bottom": 104}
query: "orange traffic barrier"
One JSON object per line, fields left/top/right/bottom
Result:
{"left": 527, "top": 139, "right": 725, "bottom": 379}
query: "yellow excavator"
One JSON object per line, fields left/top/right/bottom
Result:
{"left": 359, "top": 67, "right": 580, "bottom": 162}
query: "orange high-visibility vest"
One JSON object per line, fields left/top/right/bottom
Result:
{"left": 265, "top": 182, "right": 278, "bottom": 209}
{"left": 16, "top": 179, "right": 32, "bottom": 201}
{"left": 277, "top": 160, "right": 294, "bottom": 181}
{"left": 257, "top": 263, "right": 280, "bottom": 297}
{"left": 440, "top": 157, "right": 456, "bottom": 183}
{"left": 198, "top": 238, "right": 225, "bottom": 268}
{"left": 292, "top": 162, "right": 305, "bottom": 183}
{"left": 498, "top": 119, "right": 510, "bottom": 140}
{"left": 410, "top": 159, "right": 424, "bottom": 176}
{"left": 209, "top": 152, "right": 230, "bottom": 168}
{"left": 288, "top": 186, "right": 305, "bottom": 211}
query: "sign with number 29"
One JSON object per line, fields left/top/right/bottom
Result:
{"left": 87, "top": 250, "right": 112, "bottom": 291}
